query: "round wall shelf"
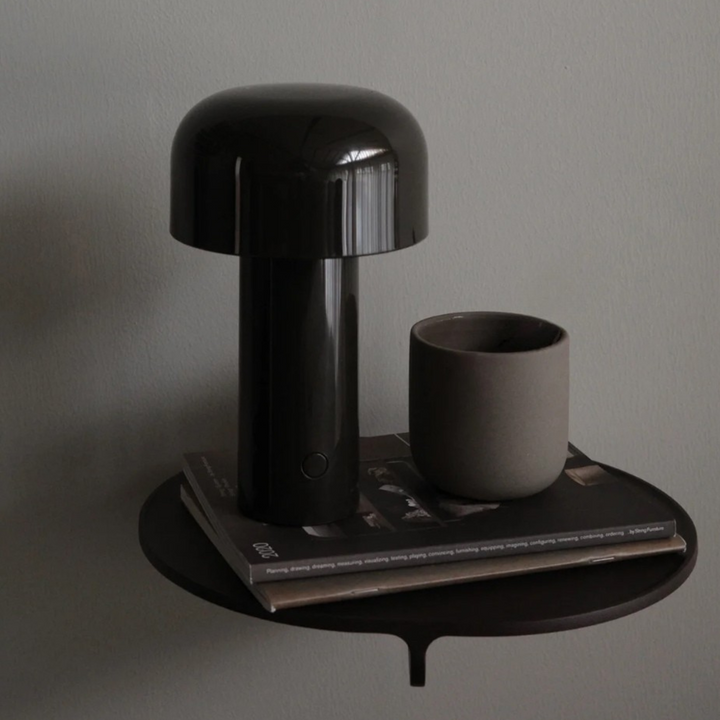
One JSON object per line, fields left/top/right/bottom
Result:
{"left": 139, "top": 465, "right": 696, "bottom": 686}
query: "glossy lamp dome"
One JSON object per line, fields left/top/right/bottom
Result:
{"left": 170, "top": 83, "right": 428, "bottom": 258}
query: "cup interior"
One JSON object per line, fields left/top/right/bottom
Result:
{"left": 413, "top": 313, "right": 566, "bottom": 354}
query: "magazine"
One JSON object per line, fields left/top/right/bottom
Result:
{"left": 181, "top": 434, "right": 677, "bottom": 583}
{"left": 180, "top": 480, "right": 685, "bottom": 612}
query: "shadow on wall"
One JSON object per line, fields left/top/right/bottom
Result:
{"left": 0, "top": 168, "right": 266, "bottom": 716}
{"left": 0, "top": 167, "right": 195, "bottom": 510}
{"left": 0, "top": 163, "right": 158, "bottom": 334}
{"left": 0, "top": 392, "right": 294, "bottom": 719}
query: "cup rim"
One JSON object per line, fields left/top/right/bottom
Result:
{"left": 410, "top": 311, "right": 569, "bottom": 356}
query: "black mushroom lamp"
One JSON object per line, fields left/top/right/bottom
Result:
{"left": 170, "top": 84, "right": 429, "bottom": 525}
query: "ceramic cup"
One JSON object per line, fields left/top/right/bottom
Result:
{"left": 409, "top": 311, "right": 569, "bottom": 501}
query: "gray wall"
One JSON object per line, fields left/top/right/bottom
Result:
{"left": 1, "top": 1, "right": 717, "bottom": 717}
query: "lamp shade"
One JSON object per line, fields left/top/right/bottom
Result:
{"left": 170, "top": 83, "right": 428, "bottom": 259}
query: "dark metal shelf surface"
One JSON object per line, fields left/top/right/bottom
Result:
{"left": 139, "top": 466, "right": 697, "bottom": 686}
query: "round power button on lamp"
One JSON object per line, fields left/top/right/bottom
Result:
{"left": 302, "top": 452, "right": 329, "bottom": 479}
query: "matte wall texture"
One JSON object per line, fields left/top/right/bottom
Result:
{"left": 1, "top": 1, "right": 717, "bottom": 718}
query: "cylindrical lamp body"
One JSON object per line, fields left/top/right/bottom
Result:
{"left": 239, "top": 257, "right": 359, "bottom": 525}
